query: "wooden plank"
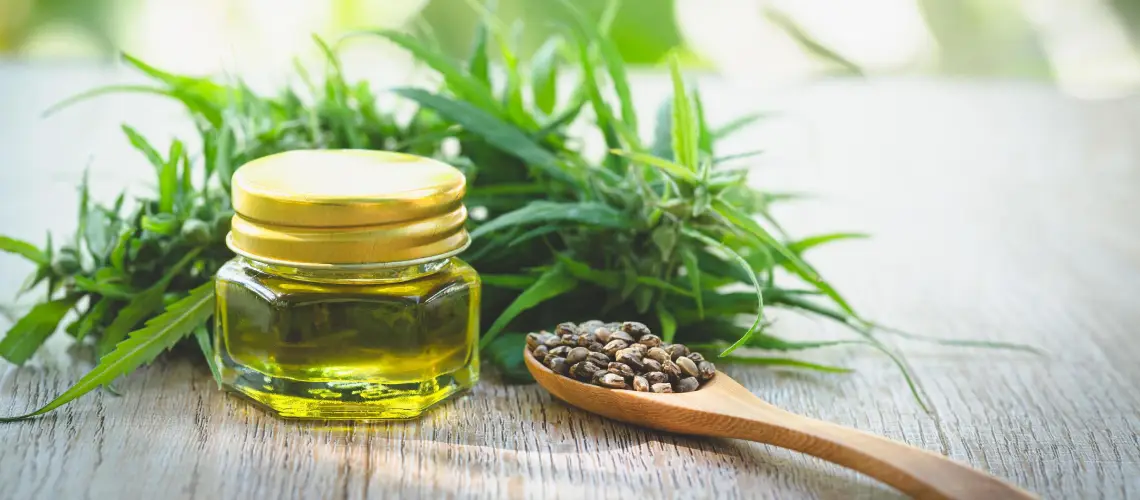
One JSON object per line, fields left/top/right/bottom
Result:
{"left": 1, "top": 70, "right": 1138, "bottom": 499}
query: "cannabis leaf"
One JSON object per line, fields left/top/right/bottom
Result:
{"left": 1, "top": 282, "right": 215, "bottom": 421}
{"left": 0, "top": 0, "right": 1036, "bottom": 421}
{"left": 0, "top": 297, "right": 79, "bottom": 365}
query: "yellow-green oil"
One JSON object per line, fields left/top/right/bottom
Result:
{"left": 214, "top": 256, "right": 480, "bottom": 419}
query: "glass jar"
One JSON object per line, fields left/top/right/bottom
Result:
{"left": 214, "top": 150, "right": 480, "bottom": 420}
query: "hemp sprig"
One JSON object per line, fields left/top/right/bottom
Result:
{"left": 0, "top": 1, "right": 1034, "bottom": 420}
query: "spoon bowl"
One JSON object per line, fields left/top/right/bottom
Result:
{"left": 524, "top": 348, "right": 1035, "bottom": 500}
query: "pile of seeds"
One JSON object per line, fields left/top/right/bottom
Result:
{"left": 526, "top": 320, "right": 716, "bottom": 393}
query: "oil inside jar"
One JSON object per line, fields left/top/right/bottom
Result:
{"left": 214, "top": 256, "right": 480, "bottom": 419}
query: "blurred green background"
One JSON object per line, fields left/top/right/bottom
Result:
{"left": 1, "top": 0, "right": 1138, "bottom": 96}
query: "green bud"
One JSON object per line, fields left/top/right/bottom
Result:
{"left": 181, "top": 219, "right": 212, "bottom": 245}
{"left": 213, "top": 210, "right": 233, "bottom": 239}
{"left": 51, "top": 248, "right": 81, "bottom": 275}
{"left": 141, "top": 213, "right": 179, "bottom": 235}
{"left": 192, "top": 204, "right": 214, "bottom": 221}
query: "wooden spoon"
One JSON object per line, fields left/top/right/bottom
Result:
{"left": 524, "top": 349, "right": 1034, "bottom": 500}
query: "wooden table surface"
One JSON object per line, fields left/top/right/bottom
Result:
{"left": 1, "top": 65, "right": 1138, "bottom": 500}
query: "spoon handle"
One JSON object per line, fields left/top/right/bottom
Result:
{"left": 727, "top": 406, "right": 1034, "bottom": 499}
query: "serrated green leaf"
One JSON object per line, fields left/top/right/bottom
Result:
{"left": 121, "top": 125, "right": 165, "bottom": 169}
{"left": 712, "top": 112, "right": 767, "bottom": 140}
{"left": 533, "top": 95, "right": 586, "bottom": 142}
{"left": 611, "top": 150, "right": 698, "bottom": 183}
{"left": 717, "top": 355, "right": 852, "bottom": 373}
{"left": 96, "top": 286, "right": 165, "bottom": 359}
{"left": 558, "top": 0, "right": 637, "bottom": 133}
{"left": 481, "top": 274, "right": 538, "bottom": 290}
{"left": 618, "top": 258, "right": 639, "bottom": 300}
{"left": 499, "top": 21, "right": 533, "bottom": 130}
{"left": 688, "top": 337, "right": 866, "bottom": 353}
{"left": 652, "top": 97, "right": 673, "bottom": 159}
{"left": 764, "top": 8, "right": 863, "bottom": 76}
{"left": 471, "top": 201, "right": 633, "bottom": 239}
{"left": 713, "top": 199, "right": 860, "bottom": 317}
{"left": 556, "top": 254, "right": 621, "bottom": 288}
{"left": 122, "top": 53, "right": 227, "bottom": 126}
{"left": 457, "top": 0, "right": 536, "bottom": 130}
{"left": 789, "top": 232, "right": 870, "bottom": 255}
{"left": 753, "top": 336, "right": 867, "bottom": 351}
{"left": 485, "top": 333, "right": 533, "bottom": 383}
{"left": 681, "top": 248, "right": 703, "bottom": 319}
{"left": 0, "top": 236, "right": 47, "bottom": 265}
{"left": 651, "top": 224, "right": 677, "bottom": 259}
{"left": 761, "top": 292, "right": 930, "bottom": 410}
{"left": 211, "top": 124, "right": 234, "bottom": 189}
{"left": 394, "top": 88, "right": 576, "bottom": 185}
{"left": 45, "top": 85, "right": 223, "bottom": 127}
{"left": 861, "top": 322, "right": 1041, "bottom": 354}
{"left": 110, "top": 228, "right": 131, "bottom": 272}
{"left": 635, "top": 276, "right": 693, "bottom": 297}
{"left": 712, "top": 151, "right": 765, "bottom": 167}
{"left": 73, "top": 276, "right": 136, "bottom": 300}
{"left": 682, "top": 228, "right": 764, "bottom": 356}
{"left": 75, "top": 298, "right": 110, "bottom": 342}
{"left": 480, "top": 264, "right": 577, "bottom": 348}
{"left": 121, "top": 53, "right": 226, "bottom": 97}
{"left": 467, "top": 20, "right": 490, "bottom": 85}
{"left": 368, "top": 30, "right": 498, "bottom": 113}
{"left": 0, "top": 296, "right": 79, "bottom": 365}
{"left": 112, "top": 192, "right": 126, "bottom": 213}
{"left": 656, "top": 303, "right": 677, "bottom": 343}
{"left": 531, "top": 36, "right": 561, "bottom": 115}
{"left": 692, "top": 86, "right": 713, "bottom": 155}
{"left": 158, "top": 140, "right": 183, "bottom": 213}
{"left": 682, "top": 319, "right": 867, "bottom": 351}
{"left": 1, "top": 282, "right": 215, "bottom": 421}
{"left": 312, "top": 35, "right": 348, "bottom": 102}
{"left": 179, "top": 148, "right": 192, "bottom": 206}
{"left": 669, "top": 55, "right": 698, "bottom": 170}
{"left": 96, "top": 249, "right": 200, "bottom": 358}
{"left": 507, "top": 225, "right": 561, "bottom": 247}
{"left": 141, "top": 213, "right": 179, "bottom": 235}
{"left": 699, "top": 290, "right": 779, "bottom": 316}
{"left": 76, "top": 169, "right": 91, "bottom": 255}
{"left": 83, "top": 210, "right": 113, "bottom": 260}
{"left": 634, "top": 287, "right": 653, "bottom": 313}
{"left": 43, "top": 233, "right": 57, "bottom": 299}
{"left": 467, "top": 183, "right": 546, "bottom": 197}
{"left": 572, "top": 33, "right": 624, "bottom": 167}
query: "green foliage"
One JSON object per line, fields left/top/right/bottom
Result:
{"left": 1, "top": 282, "right": 215, "bottom": 421}
{"left": 481, "top": 264, "right": 577, "bottom": 348}
{"left": 762, "top": 8, "right": 865, "bottom": 76}
{"left": 0, "top": 1, "right": 1033, "bottom": 420}
{"left": 0, "top": 236, "right": 48, "bottom": 265}
{"left": 0, "top": 297, "right": 79, "bottom": 365}
{"left": 484, "top": 333, "right": 534, "bottom": 383}
{"left": 471, "top": 201, "right": 634, "bottom": 239}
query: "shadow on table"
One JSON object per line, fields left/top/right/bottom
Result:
{"left": 682, "top": 437, "right": 904, "bottom": 499}
{"left": 217, "top": 367, "right": 897, "bottom": 498}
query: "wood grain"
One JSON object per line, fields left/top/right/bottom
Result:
{"left": 523, "top": 350, "right": 1035, "bottom": 499}
{"left": 2, "top": 67, "right": 1139, "bottom": 499}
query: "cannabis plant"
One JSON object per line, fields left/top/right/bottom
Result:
{"left": 0, "top": 2, "right": 1028, "bottom": 421}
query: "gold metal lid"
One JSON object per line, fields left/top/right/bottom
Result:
{"left": 227, "top": 150, "right": 469, "bottom": 267}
